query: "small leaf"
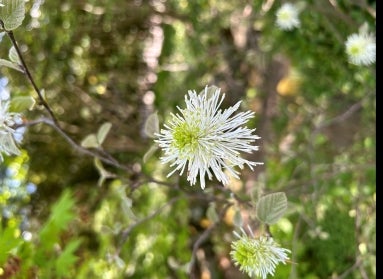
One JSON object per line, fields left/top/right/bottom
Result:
{"left": 10, "top": 96, "right": 35, "bottom": 112}
{"left": 143, "top": 144, "right": 158, "bottom": 163}
{"left": 233, "top": 209, "right": 243, "bottom": 228}
{"left": 0, "top": 132, "right": 20, "bottom": 156}
{"left": 8, "top": 46, "right": 20, "bottom": 64}
{"left": 144, "top": 112, "right": 159, "bottom": 138}
{"left": 206, "top": 203, "right": 219, "bottom": 223}
{"left": 256, "top": 192, "right": 288, "bottom": 225}
{"left": 97, "top": 122, "right": 112, "bottom": 145}
{"left": 94, "top": 158, "right": 115, "bottom": 186}
{"left": 80, "top": 134, "right": 99, "bottom": 148}
{"left": 0, "top": 0, "right": 26, "bottom": 30}
{"left": 0, "top": 58, "right": 23, "bottom": 72}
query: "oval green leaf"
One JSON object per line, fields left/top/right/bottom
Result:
{"left": 0, "top": 0, "right": 25, "bottom": 30}
{"left": 97, "top": 122, "right": 112, "bottom": 145}
{"left": 10, "top": 96, "right": 36, "bottom": 112}
{"left": 8, "top": 45, "right": 20, "bottom": 64}
{"left": 256, "top": 192, "right": 288, "bottom": 225}
{"left": 0, "top": 58, "right": 23, "bottom": 72}
{"left": 80, "top": 134, "right": 99, "bottom": 148}
{"left": 144, "top": 112, "right": 159, "bottom": 138}
{"left": 206, "top": 203, "right": 219, "bottom": 223}
{"left": 233, "top": 209, "right": 243, "bottom": 228}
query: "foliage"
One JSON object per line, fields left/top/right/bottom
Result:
{"left": 0, "top": 0, "right": 375, "bottom": 278}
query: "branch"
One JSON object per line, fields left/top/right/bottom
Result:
{"left": 117, "top": 196, "right": 181, "bottom": 254}
{"left": 2, "top": 22, "right": 58, "bottom": 124}
{"left": 188, "top": 203, "right": 231, "bottom": 279}
{"left": 20, "top": 118, "right": 131, "bottom": 172}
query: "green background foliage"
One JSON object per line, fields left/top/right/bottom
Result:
{"left": 0, "top": 0, "right": 375, "bottom": 278}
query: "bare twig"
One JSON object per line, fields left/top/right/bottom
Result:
{"left": 117, "top": 196, "right": 181, "bottom": 254}
{"left": 20, "top": 118, "right": 131, "bottom": 171}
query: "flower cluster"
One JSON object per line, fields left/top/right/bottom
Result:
{"left": 345, "top": 32, "right": 376, "bottom": 66}
{"left": 0, "top": 97, "right": 22, "bottom": 161}
{"left": 230, "top": 228, "right": 291, "bottom": 279}
{"left": 275, "top": 3, "right": 300, "bottom": 31}
{"left": 155, "top": 86, "right": 263, "bottom": 189}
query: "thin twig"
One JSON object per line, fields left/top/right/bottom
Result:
{"left": 1, "top": 21, "right": 58, "bottom": 124}
{"left": 20, "top": 118, "right": 131, "bottom": 171}
{"left": 117, "top": 196, "right": 181, "bottom": 254}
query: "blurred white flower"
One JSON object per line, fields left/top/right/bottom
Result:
{"left": 230, "top": 228, "right": 291, "bottom": 279}
{"left": 0, "top": 99, "right": 22, "bottom": 161}
{"left": 275, "top": 3, "right": 300, "bottom": 31}
{"left": 155, "top": 86, "right": 263, "bottom": 189}
{"left": 0, "top": 77, "right": 10, "bottom": 100}
{"left": 345, "top": 32, "right": 376, "bottom": 66}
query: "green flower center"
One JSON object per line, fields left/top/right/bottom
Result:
{"left": 349, "top": 45, "right": 362, "bottom": 55}
{"left": 173, "top": 123, "right": 201, "bottom": 150}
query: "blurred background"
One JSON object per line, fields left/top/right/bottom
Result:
{"left": 0, "top": 0, "right": 375, "bottom": 278}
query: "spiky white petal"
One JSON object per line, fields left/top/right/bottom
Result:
{"left": 0, "top": 100, "right": 21, "bottom": 161}
{"left": 345, "top": 33, "right": 376, "bottom": 66}
{"left": 155, "top": 86, "right": 263, "bottom": 189}
{"left": 231, "top": 228, "right": 291, "bottom": 279}
{"left": 275, "top": 3, "right": 300, "bottom": 31}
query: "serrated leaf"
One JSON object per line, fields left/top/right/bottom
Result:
{"left": 0, "top": 58, "right": 23, "bottom": 72}
{"left": 55, "top": 239, "right": 82, "bottom": 277}
{"left": 0, "top": 225, "right": 22, "bottom": 264}
{"left": 8, "top": 45, "right": 20, "bottom": 64}
{"left": 97, "top": 122, "right": 112, "bottom": 145}
{"left": 144, "top": 112, "right": 159, "bottom": 138}
{"left": 206, "top": 203, "right": 219, "bottom": 223}
{"left": 256, "top": 192, "right": 288, "bottom": 225}
{"left": 80, "top": 134, "right": 99, "bottom": 148}
{"left": 0, "top": 0, "right": 25, "bottom": 30}
{"left": 10, "top": 96, "right": 35, "bottom": 112}
{"left": 143, "top": 143, "right": 158, "bottom": 163}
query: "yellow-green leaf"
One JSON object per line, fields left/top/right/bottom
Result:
{"left": 97, "top": 122, "right": 112, "bottom": 145}
{"left": 144, "top": 111, "right": 159, "bottom": 138}
{"left": 10, "top": 96, "right": 35, "bottom": 112}
{"left": 80, "top": 134, "right": 99, "bottom": 148}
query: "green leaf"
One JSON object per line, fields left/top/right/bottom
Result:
{"left": 144, "top": 111, "right": 159, "bottom": 138}
{"left": 0, "top": 225, "right": 22, "bottom": 265}
{"left": 256, "top": 192, "right": 288, "bottom": 225}
{"left": 55, "top": 239, "right": 82, "bottom": 277}
{"left": 233, "top": 209, "right": 243, "bottom": 228}
{"left": 0, "top": 0, "right": 25, "bottom": 30}
{"left": 97, "top": 122, "right": 112, "bottom": 145}
{"left": 94, "top": 158, "right": 115, "bottom": 187}
{"left": 8, "top": 45, "right": 20, "bottom": 64}
{"left": 80, "top": 134, "right": 99, "bottom": 148}
{"left": 143, "top": 143, "right": 158, "bottom": 163}
{"left": 39, "top": 190, "right": 76, "bottom": 250}
{"left": 0, "top": 132, "right": 20, "bottom": 156}
{"left": 10, "top": 96, "right": 36, "bottom": 112}
{"left": 206, "top": 203, "right": 219, "bottom": 223}
{"left": 0, "top": 58, "right": 23, "bottom": 72}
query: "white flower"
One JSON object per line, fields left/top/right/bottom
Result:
{"left": 0, "top": 99, "right": 22, "bottom": 161}
{"left": 275, "top": 3, "right": 300, "bottom": 31}
{"left": 345, "top": 32, "right": 376, "bottom": 66}
{"left": 155, "top": 86, "right": 263, "bottom": 189}
{"left": 230, "top": 228, "right": 291, "bottom": 279}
